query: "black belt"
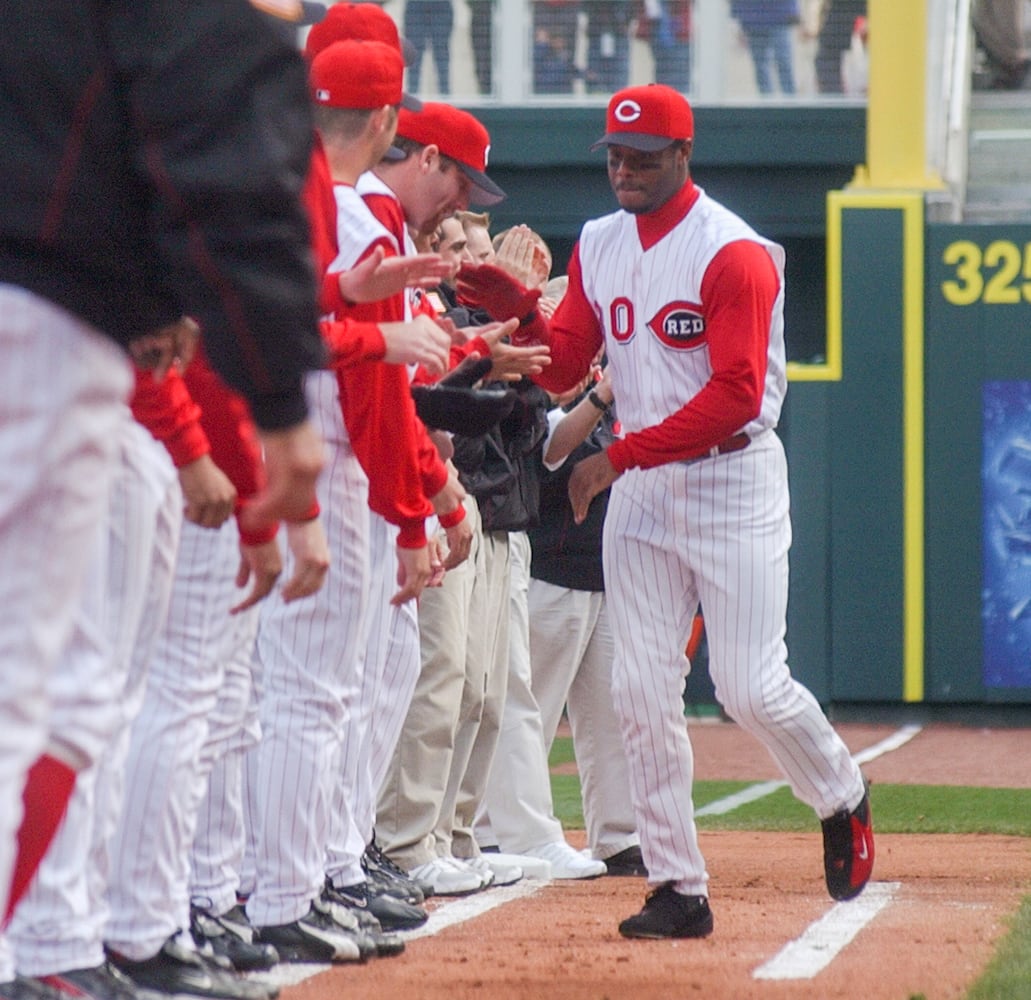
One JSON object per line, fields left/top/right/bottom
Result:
{"left": 681, "top": 433, "right": 751, "bottom": 465}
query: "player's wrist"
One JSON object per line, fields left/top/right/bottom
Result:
{"left": 587, "top": 389, "right": 610, "bottom": 413}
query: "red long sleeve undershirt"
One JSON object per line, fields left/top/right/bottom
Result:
{"left": 303, "top": 137, "right": 388, "bottom": 369}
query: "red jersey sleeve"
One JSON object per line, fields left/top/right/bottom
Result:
{"left": 182, "top": 345, "right": 281, "bottom": 546}
{"left": 303, "top": 137, "right": 348, "bottom": 317}
{"left": 130, "top": 366, "right": 209, "bottom": 469}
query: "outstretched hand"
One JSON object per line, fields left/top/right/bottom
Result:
{"left": 379, "top": 315, "right": 451, "bottom": 375}
{"left": 339, "top": 247, "right": 453, "bottom": 303}
{"left": 495, "top": 224, "right": 551, "bottom": 291}
{"left": 476, "top": 320, "right": 551, "bottom": 382}
{"left": 456, "top": 262, "right": 542, "bottom": 322}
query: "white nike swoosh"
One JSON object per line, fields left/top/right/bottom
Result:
{"left": 857, "top": 839, "right": 869, "bottom": 861}
{"left": 303, "top": 922, "right": 362, "bottom": 961}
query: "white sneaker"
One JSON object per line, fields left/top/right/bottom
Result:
{"left": 409, "top": 856, "right": 484, "bottom": 896}
{"left": 467, "top": 854, "right": 523, "bottom": 887}
{"left": 520, "top": 841, "right": 607, "bottom": 879}
{"left": 449, "top": 855, "right": 494, "bottom": 888}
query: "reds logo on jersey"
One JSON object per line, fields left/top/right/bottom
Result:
{"left": 648, "top": 302, "right": 706, "bottom": 350}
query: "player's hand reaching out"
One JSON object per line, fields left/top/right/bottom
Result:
{"left": 379, "top": 315, "right": 451, "bottom": 376}
{"left": 178, "top": 453, "right": 237, "bottom": 528}
{"left": 232, "top": 538, "right": 283, "bottom": 614}
{"left": 494, "top": 224, "right": 551, "bottom": 291}
{"left": 456, "top": 263, "right": 542, "bottom": 323}
{"left": 477, "top": 319, "right": 551, "bottom": 382}
{"left": 339, "top": 246, "right": 453, "bottom": 303}
{"left": 568, "top": 449, "right": 621, "bottom": 524}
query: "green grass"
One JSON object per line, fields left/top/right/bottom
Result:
{"left": 549, "top": 735, "right": 1031, "bottom": 999}
{"left": 549, "top": 737, "right": 1031, "bottom": 837}
{"left": 966, "top": 898, "right": 1031, "bottom": 1000}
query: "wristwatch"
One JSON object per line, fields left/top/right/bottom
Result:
{"left": 587, "top": 389, "right": 610, "bottom": 413}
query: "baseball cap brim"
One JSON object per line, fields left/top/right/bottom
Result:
{"left": 589, "top": 132, "right": 680, "bottom": 152}
{"left": 401, "top": 92, "right": 423, "bottom": 111}
{"left": 457, "top": 165, "right": 506, "bottom": 207}
{"left": 382, "top": 145, "right": 406, "bottom": 162}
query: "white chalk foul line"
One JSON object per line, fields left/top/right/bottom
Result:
{"left": 695, "top": 723, "right": 923, "bottom": 818}
{"left": 254, "top": 878, "right": 548, "bottom": 989}
{"left": 752, "top": 881, "right": 901, "bottom": 980}
{"left": 404, "top": 877, "right": 545, "bottom": 939}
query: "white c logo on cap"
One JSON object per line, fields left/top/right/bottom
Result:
{"left": 483, "top": 143, "right": 491, "bottom": 168}
{"left": 613, "top": 99, "right": 642, "bottom": 124}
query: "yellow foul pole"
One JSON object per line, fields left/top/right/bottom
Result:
{"left": 854, "top": 0, "right": 943, "bottom": 190}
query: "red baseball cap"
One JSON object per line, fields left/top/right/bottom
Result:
{"left": 310, "top": 39, "right": 403, "bottom": 110}
{"left": 305, "top": 3, "right": 421, "bottom": 110}
{"left": 396, "top": 103, "right": 506, "bottom": 207}
{"left": 590, "top": 84, "right": 694, "bottom": 152}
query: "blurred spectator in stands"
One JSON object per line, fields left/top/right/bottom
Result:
{"left": 534, "top": 0, "right": 581, "bottom": 93}
{"left": 813, "top": 0, "right": 865, "bottom": 94}
{"left": 461, "top": 212, "right": 497, "bottom": 265}
{"left": 467, "top": 0, "right": 495, "bottom": 94}
{"left": 634, "top": 0, "right": 692, "bottom": 92}
{"left": 405, "top": 0, "right": 454, "bottom": 94}
{"left": 583, "top": 1, "right": 632, "bottom": 93}
{"left": 972, "top": 0, "right": 1029, "bottom": 90}
{"left": 732, "top": 0, "right": 799, "bottom": 96}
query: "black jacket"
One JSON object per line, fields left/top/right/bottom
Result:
{"left": 528, "top": 399, "right": 616, "bottom": 593}
{"left": 0, "top": 0, "right": 324, "bottom": 429}
{"left": 452, "top": 378, "right": 550, "bottom": 534}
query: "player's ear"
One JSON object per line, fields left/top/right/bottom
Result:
{"left": 419, "top": 144, "right": 440, "bottom": 173}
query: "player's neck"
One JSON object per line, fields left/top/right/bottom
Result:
{"left": 635, "top": 179, "right": 698, "bottom": 251}
{"left": 322, "top": 138, "right": 379, "bottom": 186}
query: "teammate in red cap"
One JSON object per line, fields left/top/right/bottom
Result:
{"left": 300, "top": 4, "right": 453, "bottom": 371}
{"left": 457, "top": 83, "right": 875, "bottom": 939}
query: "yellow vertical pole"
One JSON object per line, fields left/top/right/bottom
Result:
{"left": 856, "top": 0, "right": 942, "bottom": 190}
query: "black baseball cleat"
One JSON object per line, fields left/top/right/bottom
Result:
{"left": 618, "top": 884, "right": 714, "bottom": 940}
{"left": 328, "top": 879, "right": 427, "bottom": 933}
{"left": 362, "top": 840, "right": 427, "bottom": 904}
{"left": 106, "top": 934, "right": 278, "bottom": 1000}
{"left": 0, "top": 978, "right": 67, "bottom": 1000}
{"left": 255, "top": 900, "right": 375, "bottom": 964}
{"left": 602, "top": 845, "right": 649, "bottom": 877}
{"left": 822, "top": 780, "right": 874, "bottom": 901}
{"left": 190, "top": 903, "right": 279, "bottom": 973}
{"left": 33, "top": 961, "right": 140, "bottom": 1000}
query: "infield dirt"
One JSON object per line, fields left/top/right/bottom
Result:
{"left": 274, "top": 722, "right": 1031, "bottom": 1000}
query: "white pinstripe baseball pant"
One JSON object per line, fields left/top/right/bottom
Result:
{"left": 603, "top": 431, "right": 864, "bottom": 896}
{"left": 9, "top": 419, "right": 181, "bottom": 975}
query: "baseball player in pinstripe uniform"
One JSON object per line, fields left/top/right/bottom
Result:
{"left": 0, "top": 6, "right": 326, "bottom": 999}
{"left": 457, "top": 83, "right": 874, "bottom": 940}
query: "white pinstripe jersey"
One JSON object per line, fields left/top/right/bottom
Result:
{"left": 355, "top": 170, "right": 419, "bottom": 322}
{"left": 329, "top": 184, "right": 398, "bottom": 275}
{"left": 577, "top": 186, "right": 787, "bottom": 438}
